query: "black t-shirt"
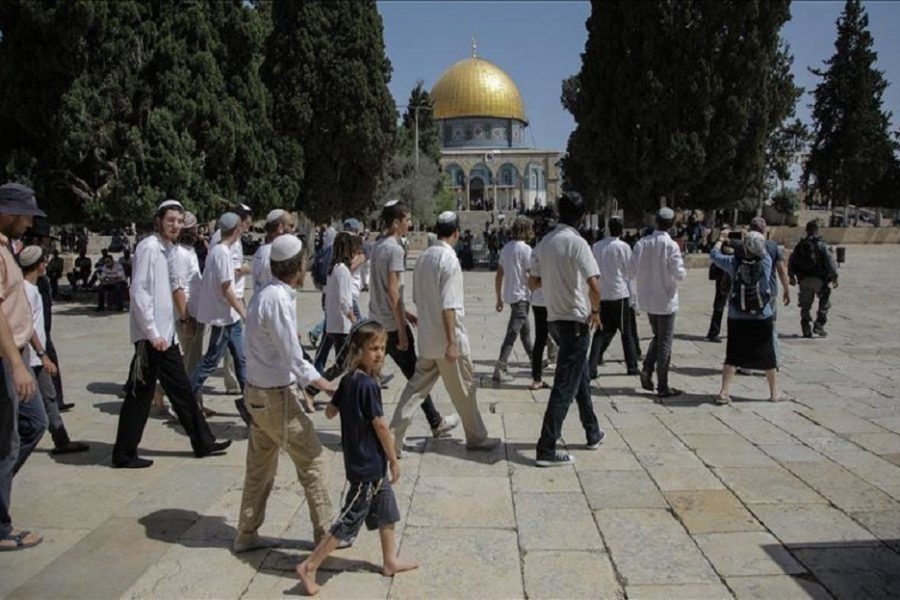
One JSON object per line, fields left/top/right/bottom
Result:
{"left": 331, "top": 370, "right": 386, "bottom": 483}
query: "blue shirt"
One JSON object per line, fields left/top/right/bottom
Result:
{"left": 331, "top": 370, "right": 386, "bottom": 483}
{"left": 710, "top": 247, "right": 773, "bottom": 320}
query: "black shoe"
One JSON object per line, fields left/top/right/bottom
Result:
{"left": 658, "top": 388, "right": 683, "bottom": 399}
{"left": 235, "top": 398, "right": 251, "bottom": 426}
{"left": 51, "top": 441, "right": 90, "bottom": 455}
{"left": 801, "top": 324, "right": 813, "bottom": 338}
{"left": 198, "top": 440, "right": 232, "bottom": 458}
{"left": 813, "top": 323, "right": 827, "bottom": 337}
{"left": 626, "top": 368, "right": 641, "bottom": 376}
{"left": 586, "top": 430, "right": 606, "bottom": 450}
{"left": 58, "top": 402, "right": 75, "bottom": 412}
{"left": 639, "top": 370, "right": 654, "bottom": 391}
{"left": 112, "top": 457, "right": 153, "bottom": 469}
{"left": 535, "top": 452, "right": 576, "bottom": 467}
{"left": 706, "top": 335, "right": 721, "bottom": 343}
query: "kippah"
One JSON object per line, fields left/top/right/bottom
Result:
{"left": 183, "top": 211, "right": 198, "bottom": 229}
{"left": 343, "top": 218, "right": 361, "bottom": 231}
{"left": 18, "top": 245, "right": 43, "bottom": 268}
{"left": 265, "top": 209, "right": 286, "bottom": 225}
{"left": 157, "top": 199, "right": 183, "bottom": 212}
{"left": 437, "top": 211, "right": 457, "bottom": 224}
{"left": 240, "top": 203, "right": 251, "bottom": 213}
{"left": 270, "top": 234, "right": 303, "bottom": 261}
{"left": 384, "top": 199, "right": 399, "bottom": 208}
{"left": 218, "top": 212, "right": 240, "bottom": 231}
{"left": 657, "top": 207, "right": 675, "bottom": 220}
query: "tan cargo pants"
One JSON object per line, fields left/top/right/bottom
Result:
{"left": 237, "top": 384, "right": 333, "bottom": 541}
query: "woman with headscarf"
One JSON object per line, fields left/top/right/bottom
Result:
{"left": 710, "top": 230, "right": 787, "bottom": 404}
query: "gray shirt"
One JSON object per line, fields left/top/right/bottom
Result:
{"left": 368, "top": 236, "right": 406, "bottom": 332}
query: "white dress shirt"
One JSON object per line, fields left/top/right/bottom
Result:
{"left": 251, "top": 242, "right": 273, "bottom": 294}
{"left": 631, "top": 230, "right": 687, "bottom": 315}
{"left": 413, "top": 241, "right": 470, "bottom": 360}
{"left": 244, "top": 279, "right": 320, "bottom": 388}
{"left": 24, "top": 281, "right": 45, "bottom": 368}
{"left": 529, "top": 247, "right": 545, "bottom": 307}
{"left": 99, "top": 262, "right": 125, "bottom": 283}
{"left": 531, "top": 225, "right": 599, "bottom": 322}
{"left": 168, "top": 243, "right": 202, "bottom": 317}
{"left": 195, "top": 242, "right": 240, "bottom": 327}
{"left": 499, "top": 240, "right": 532, "bottom": 304}
{"left": 209, "top": 229, "right": 245, "bottom": 298}
{"left": 592, "top": 237, "right": 633, "bottom": 301}
{"left": 325, "top": 263, "right": 353, "bottom": 334}
{"left": 129, "top": 233, "right": 177, "bottom": 344}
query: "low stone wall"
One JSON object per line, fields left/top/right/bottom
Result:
{"left": 769, "top": 226, "right": 900, "bottom": 246}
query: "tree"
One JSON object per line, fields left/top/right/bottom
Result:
{"left": 264, "top": 0, "right": 396, "bottom": 221}
{"left": 803, "top": 0, "right": 897, "bottom": 211}
{"left": 400, "top": 81, "right": 441, "bottom": 166}
{"left": 563, "top": 0, "right": 797, "bottom": 215}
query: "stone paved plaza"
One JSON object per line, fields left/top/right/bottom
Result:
{"left": 2, "top": 245, "right": 900, "bottom": 599}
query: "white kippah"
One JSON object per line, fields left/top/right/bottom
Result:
{"left": 265, "top": 209, "right": 286, "bottom": 225}
{"left": 437, "top": 211, "right": 457, "bottom": 224}
{"left": 240, "top": 202, "right": 252, "bottom": 213}
{"left": 384, "top": 199, "right": 399, "bottom": 207}
{"left": 270, "top": 235, "right": 303, "bottom": 261}
{"left": 657, "top": 207, "right": 675, "bottom": 220}
{"left": 157, "top": 199, "right": 183, "bottom": 213}
{"left": 218, "top": 212, "right": 240, "bottom": 231}
{"left": 18, "top": 245, "right": 43, "bottom": 268}
{"left": 183, "top": 212, "right": 198, "bottom": 229}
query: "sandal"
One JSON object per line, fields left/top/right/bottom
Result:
{"left": 769, "top": 393, "right": 793, "bottom": 403}
{"left": 715, "top": 394, "right": 732, "bottom": 405}
{"left": 0, "top": 530, "right": 43, "bottom": 551}
{"left": 527, "top": 381, "right": 549, "bottom": 391}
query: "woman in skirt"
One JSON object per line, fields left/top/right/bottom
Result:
{"left": 710, "top": 230, "right": 787, "bottom": 404}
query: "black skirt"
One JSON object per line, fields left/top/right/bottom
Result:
{"left": 726, "top": 317, "right": 776, "bottom": 370}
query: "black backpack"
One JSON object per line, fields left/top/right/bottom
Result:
{"left": 792, "top": 237, "right": 820, "bottom": 276}
{"left": 730, "top": 256, "right": 770, "bottom": 315}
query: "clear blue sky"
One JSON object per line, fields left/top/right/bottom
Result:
{"left": 379, "top": 1, "right": 900, "bottom": 154}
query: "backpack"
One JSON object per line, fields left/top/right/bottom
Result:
{"left": 730, "top": 256, "right": 770, "bottom": 315}
{"left": 311, "top": 245, "right": 330, "bottom": 290}
{"left": 792, "top": 237, "right": 820, "bottom": 276}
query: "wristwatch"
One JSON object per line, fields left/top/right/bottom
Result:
{"left": 36, "top": 349, "right": 45, "bottom": 358}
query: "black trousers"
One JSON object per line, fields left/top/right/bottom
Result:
{"left": 45, "top": 337, "right": 66, "bottom": 409}
{"left": 531, "top": 305, "right": 550, "bottom": 381}
{"left": 588, "top": 298, "right": 639, "bottom": 374}
{"left": 707, "top": 275, "right": 730, "bottom": 339}
{"left": 386, "top": 325, "right": 443, "bottom": 429}
{"left": 113, "top": 340, "right": 216, "bottom": 466}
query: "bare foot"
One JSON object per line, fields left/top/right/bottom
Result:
{"left": 383, "top": 558, "right": 419, "bottom": 577}
{"left": 295, "top": 560, "right": 320, "bottom": 596}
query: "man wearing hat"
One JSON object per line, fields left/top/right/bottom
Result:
{"left": 0, "top": 183, "right": 49, "bottom": 549}
{"left": 112, "top": 200, "right": 231, "bottom": 469}
{"left": 190, "top": 212, "right": 248, "bottom": 412}
{"left": 208, "top": 203, "right": 252, "bottom": 393}
{"left": 252, "top": 209, "right": 294, "bottom": 294}
{"left": 389, "top": 211, "right": 499, "bottom": 453}
{"left": 236, "top": 234, "right": 337, "bottom": 553}
{"left": 631, "top": 207, "right": 687, "bottom": 400}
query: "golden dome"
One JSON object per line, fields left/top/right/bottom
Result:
{"left": 431, "top": 57, "right": 527, "bottom": 123}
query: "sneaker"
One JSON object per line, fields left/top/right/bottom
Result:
{"left": 466, "top": 437, "right": 501, "bottom": 451}
{"left": 639, "top": 370, "right": 654, "bottom": 392}
{"left": 813, "top": 323, "right": 827, "bottom": 337}
{"left": 586, "top": 430, "right": 606, "bottom": 450}
{"left": 432, "top": 415, "right": 460, "bottom": 438}
{"left": 535, "top": 453, "right": 576, "bottom": 467}
{"left": 492, "top": 370, "right": 514, "bottom": 383}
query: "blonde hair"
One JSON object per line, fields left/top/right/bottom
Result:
{"left": 345, "top": 320, "right": 387, "bottom": 376}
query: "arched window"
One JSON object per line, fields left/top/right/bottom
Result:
{"left": 500, "top": 163, "right": 518, "bottom": 187}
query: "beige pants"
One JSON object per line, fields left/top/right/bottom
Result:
{"left": 154, "top": 320, "right": 206, "bottom": 404}
{"left": 390, "top": 354, "right": 488, "bottom": 446}
{"left": 237, "top": 384, "right": 333, "bottom": 540}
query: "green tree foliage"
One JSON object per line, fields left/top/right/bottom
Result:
{"left": 400, "top": 81, "right": 441, "bottom": 165}
{"left": 562, "top": 0, "right": 798, "bottom": 214}
{"left": 803, "top": 0, "right": 897, "bottom": 209}
{"left": 264, "top": 0, "right": 396, "bottom": 222}
{"left": 0, "top": 0, "right": 277, "bottom": 225}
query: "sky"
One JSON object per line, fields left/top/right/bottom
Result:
{"left": 379, "top": 1, "right": 900, "bottom": 155}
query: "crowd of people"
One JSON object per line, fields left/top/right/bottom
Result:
{"left": 0, "top": 183, "right": 840, "bottom": 595}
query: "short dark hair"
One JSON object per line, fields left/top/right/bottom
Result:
{"left": 656, "top": 216, "right": 675, "bottom": 230}
{"left": 271, "top": 253, "right": 304, "bottom": 282}
{"left": 435, "top": 215, "right": 460, "bottom": 238}
{"left": 381, "top": 202, "right": 410, "bottom": 230}
{"left": 264, "top": 217, "right": 284, "bottom": 235}
{"left": 806, "top": 219, "right": 819, "bottom": 235}
{"left": 557, "top": 192, "right": 586, "bottom": 227}
{"left": 155, "top": 205, "right": 184, "bottom": 220}
{"left": 608, "top": 217, "right": 624, "bottom": 237}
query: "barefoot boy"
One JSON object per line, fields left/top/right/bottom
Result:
{"left": 296, "top": 321, "right": 417, "bottom": 595}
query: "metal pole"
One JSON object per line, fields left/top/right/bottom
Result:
{"left": 414, "top": 107, "right": 420, "bottom": 172}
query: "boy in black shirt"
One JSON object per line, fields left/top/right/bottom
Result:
{"left": 296, "top": 321, "right": 417, "bottom": 595}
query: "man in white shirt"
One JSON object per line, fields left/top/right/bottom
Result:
{"left": 190, "top": 212, "right": 248, "bottom": 407}
{"left": 492, "top": 216, "right": 534, "bottom": 383}
{"left": 370, "top": 201, "right": 457, "bottom": 439}
{"left": 588, "top": 217, "right": 639, "bottom": 378}
{"left": 96, "top": 254, "right": 126, "bottom": 311}
{"left": 530, "top": 192, "right": 605, "bottom": 467}
{"left": 251, "top": 209, "right": 293, "bottom": 294}
{"left": 630, "top": 207, "right": 686, "bottom": 399}
{"left": 236, "top": 235, "right": 337, "bottom": 553}
{"left": 389, "top": 212, "right": 499, "bottom": 453}
{"left": 112, "top": 200, "right": 231, "bottom": 469}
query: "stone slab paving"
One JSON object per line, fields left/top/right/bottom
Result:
{"left": 2, "top": 244, "right": 900, "bottom": 598}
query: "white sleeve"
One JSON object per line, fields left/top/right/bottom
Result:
{"left": 271, "top": 297, "right": 320, "bottom": 387}
{"left": 337, "top": 265, "right": 353, "bottom": 315}
{"left": 131, "top": 246, "right": 161, "bottom": 340}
